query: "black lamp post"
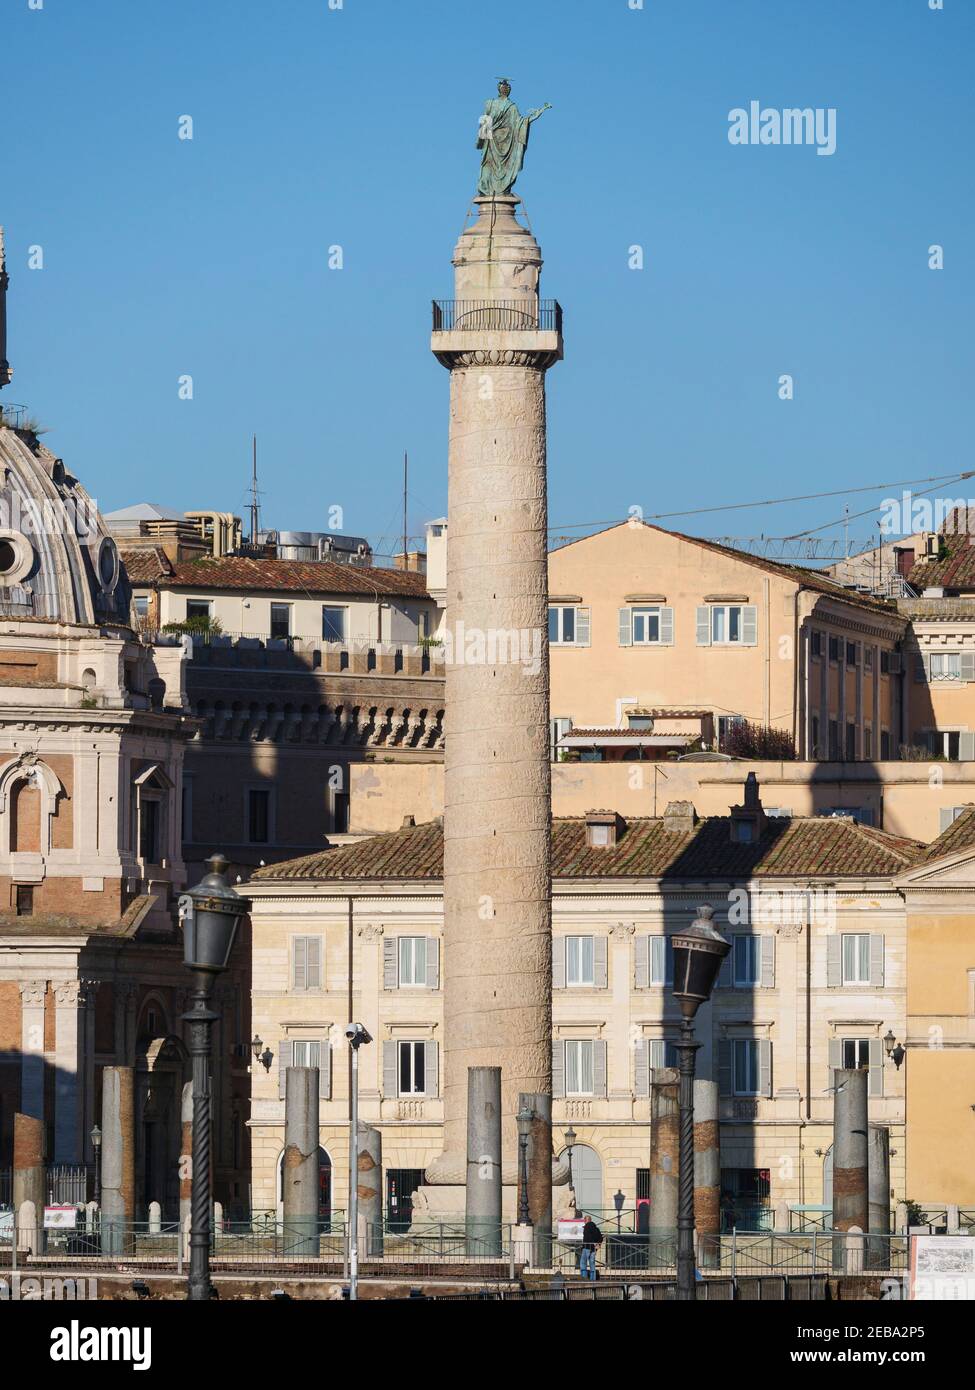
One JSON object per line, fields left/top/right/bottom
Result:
{"left": 516, "top": 1101, "right": 534, "bottom": 1227}
{"left": 251, "top": 1034, "right": 274, "bottom": 1073}
{"left": 90, "top": 1125, "right": 102, "bottom": 1206}
{"left": 670, "top": 904, "right": 730, "bottom": 1301}
{"left": 883, "top": 1029, "right": 906, "bottom": 1071}
{"left": 613, "top": 1188, "right": 625, "bottom": 1234}
{"left": 179, "top": 854, "right": 250, "bottom": 1302}
{"left": 563, "top": 1124, "right": 577, "bottom": 1209}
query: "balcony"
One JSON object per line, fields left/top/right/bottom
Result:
{"left": 431, "top": 299, "right": 562, "bottom": 333}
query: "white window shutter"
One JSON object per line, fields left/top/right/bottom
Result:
{"left": 961, "top": 731, "right": 975, "bottom": 762}
{"left": 618, "top": 608, "right": 632, "bottom": 646}
{"left": 828, "top": 1038, "right": 842, "bottom": 1090}
{"left": 424, "top": 1040, "right": 439, "bottom": 1097}
{"left": 575, "top": 607, "right": 591, "bottom": 647}
{"left": 718, "top": 1039, "right": 732, "bottom": 1095}
{"left": 742, "top": 606, "right": 758, "bottom": 645}
{"left": 552, "top": 1040, "right": 565, "bottom": 1099}
{"left": 759, "top": 1039, "right": 772, "bottom": 1097}
{"left": 634, "top": 935, "right": 649, "bottom": 990}
{"left": 425, "top": 937, "right": 440, "bottom": 989}
{"left": 292, "top": 939, "right": 306, "bottom": 991}
{"left": 963, "top": 651, "right": 975, "bottom": 682}
{"left": 382, "top": 1040, "right": 398, "bottom": 1097}
{"left": 869, "top": 934, "right": 885, "bottom": 987}
{"left": 826, "top": 935, "right": 842, "bottom": 988}
{"left": 278, "top": 1040, "right": 293, "bottom": 1099}
{"left": 760, "top": 935, "right": 775, "bottom": 989}
{"left": 593, "top": 1040, "right": 608, "bottom": 1097}
{"left": 696, "top": 606, "right": 711, "bottom": 646}
{"left": 593, "top": 935, "right": 608, "bottom": 989}
{"left": 553, "top": 938, "right": 566, "bottom": 990}
{"left": 659, "top": 607, "right": 674, "bottom": 645}
{"left": 383, "top": 936, "right": 398, "bottom": 989}
{"left": 939, "top": 807, "right": 955, "bottom": 833}
{"left": 634, "top": 1039, "right": 649, "bottom": 1096}
{"left": 306, "top": 936, "right": 322, "bottom": 990}
{"left": 320, "top": 1042, "right": 332, "bottom": 1099}
{"left": 868, "top": 1038, "right": 884, "bottom": 1097}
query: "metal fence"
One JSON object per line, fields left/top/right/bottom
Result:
{"left": 432, "top": 299, "right": 563, "bottom": 334}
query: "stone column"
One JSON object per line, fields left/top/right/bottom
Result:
{"left": 693, "top": 1079, "right": 720, "bottom": 1268}
{"left": 18, "top": 980, "right": 46, "bottom": 1123}
{"left": 282, "top": 1067, "right": 319, "bottom": 1254}
{"left": 179, "top": 1081, "right": 193, "bottom": 1231}
{"left": 465, "top": 1066, "right": 502, "bottom": 1252}
{"left": 425, "top": 194, "right": 561, "bottom": 1200}
{"left": 867, "top": 1123, "right": 891, "bottom": 1269}
{"left": 53, "top": 982, "right": 85, "bottom": 1164}
{"left": 101, "top": 1065, "right": 135, "bottom": 1255}
{"left": 832, "top": 1067, "right": 868, "bottom": 1270}
{"left": 522, "top": 1091, "right": 553, "bottom": 1269}
{"left": 356, "top": 1122, "right": 383, "bottom": 1257}
{"left": 13, "top": 1112, "right": 46, "bottom": 1236}
{"left": 649, "top": 1068, "right": 680, "bottom": 1256}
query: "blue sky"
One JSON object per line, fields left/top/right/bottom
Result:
{"left": 2, "top": 0, "right": 971, "bottom": 557}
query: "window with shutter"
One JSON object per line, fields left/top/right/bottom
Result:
{"left": 634, "top": 935, "right": 650, "bottom": 990}
{"left": 552, "top": 1040, "right": 565, "bottom": 1099}
{"left": 291, "top": 937, "right": 322, "bottom": 991}
{"left": 618, "top": 608, "right": 632, "bottom": 647}
{"left": 277, "top": 1040, "right": 293, "bottom": 1099}
{"left": 634, "top": 1038, "right": 649, "bottom": 1096}
{"left": 593, "top": 935, "right": 608, "bottom": 989}
{"left": 382, "top": 1040, "right": 397, "bottom": 1096}
{"left": 383, "top": 936, "right": 399, "bottom": 989}
{"left": 592, "top": 1040, "right": 608, "bottom": 1097}
{"left": 425, "top": 938, "right": 440, "bottom": 989}
{"left": 575, "top": 607, "right": 591, "bottom": 646}
{"left": 696, "top": 607, "right": 710, "bottom": 646}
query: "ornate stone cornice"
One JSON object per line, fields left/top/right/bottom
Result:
{"left": 444, "top": 349, "right": 556, "bottom": 369}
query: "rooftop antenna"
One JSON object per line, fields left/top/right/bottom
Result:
{"left": 249, "top": 435, "right": 260, "bottom": 544}
{"left": 0, "top": 226, "right": 12, "bottom": 390}
{"left": 403, "top": 450, "right": 408, "bottom": 567}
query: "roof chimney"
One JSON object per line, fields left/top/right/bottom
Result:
{"left": 662, "top": 800, "right": 697, "bottom": 834}
{"left": 729, "top": 772, "right": 766, "bottom": 844}
{"left": 584, "top": 809, "right": 624, "bottom": 848}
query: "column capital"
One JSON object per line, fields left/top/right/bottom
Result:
{"left": 19, "top": 980, "right": 46, "bottom": 1006}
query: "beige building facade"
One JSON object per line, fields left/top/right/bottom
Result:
{"left": 246, "top": 784, "right": 919, "bottom": 1227}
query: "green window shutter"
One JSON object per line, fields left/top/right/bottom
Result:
{"left": 696, "top": 607, "right": 711, "bottom": 646}
{"left": 618, "top": 608, "right": 632, "bottom": 646}
{"left": 593, "top": 935, "right": 608, "bottom": 989}
{"left": 278, "top": 1040, "right": 293, "bottom": 1099}
{"left": 383, "top": 936, "right": 398, "bottom": 990}
{"left": 868, "top": 1038, "right": 884, "bottom": 1098}
{"left": 659, "top": 607, "right": 674, "bottom": 645}
{"left": 742, "top": 606, "right": 758, "bottom": 645}
{"left": 575, "top": 607, "right": 591, "bottom": 646}
{"left": 382, "top": 1040, "right": 397, "bottom": 1097}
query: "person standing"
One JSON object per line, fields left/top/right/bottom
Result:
{"left": 579, "top": 1213, "right": 603, "bottom": 1281}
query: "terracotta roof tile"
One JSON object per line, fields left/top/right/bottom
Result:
{"left": 907, "top": 536, "right": 975, "bottom": 592}
{"left": 251, "top": 814, "right": 924, "bottom": 884}
{"left": 164, "top": 556, "right": 430, "bottom": 599}
{"left": 120, "top": 547, "right": 173, "bottom": 583}
{"left": 921, "top": 804, "right": 975, "bottom": 860}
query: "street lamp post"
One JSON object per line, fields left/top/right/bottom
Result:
{"left": 563, "top": 1124, "right": 577, "bottom": 1209}
{"left": 178, "top": 854, "right": 250, "bottom": 1303}
{"left": 614, "top": 1188, "right": 625, "bottom": 1235}
{"left": 90, "top": 1125, "right": 102, "bottom": 1207}
{"left": 517, "top": 1102, "right": 534, "bottom": 1228}
{"left": 345, "top": 1022, "right": 373, "bottom": 1301}
{"left": 670, "top": 904, "right": 730, "bottom": 1302}
{"left": 883, "top": 1029, "right": 906, "bottom": 1071}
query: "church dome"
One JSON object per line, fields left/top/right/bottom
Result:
{"left": 0, "top": 422, "right": 131, "bottom": 626}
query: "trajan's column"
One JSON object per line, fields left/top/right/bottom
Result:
{"left": 424, "top": 80, "right": 561, "bottom": 1211}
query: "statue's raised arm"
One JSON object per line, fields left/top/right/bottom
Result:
{"left": 476, "top": 79, "right": 551, "bottom": 198}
